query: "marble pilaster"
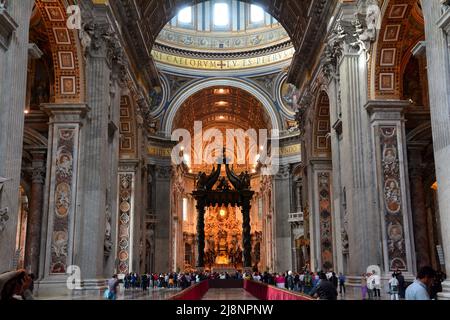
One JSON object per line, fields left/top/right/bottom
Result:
{"left": 273, "top": 164, "right": 292, "bottom": 272}
{"left": 154, "top": 165, "right": 172, "bottom": 272}
{"left": 38, "top": 103, "right": 87, "bottom": 294}
{"left": 326, "top": 7, "right": 380, "bottom": 278}
{"left": 365, "top": 100, "right": 415, "bottom": 278}
{"left": 76, "top": 14, "right": 124, "bottom": 285}
{"left": 0, "top": 0, "right": 34, "bottom": 274}
{"left": 422, "top": 0, "right": 450, "bottom": 299}
{"left": 308, "top": 159, "right": 333, "bottom": 272}
{"left": 116, "top": 160, "right": 138, "bottom": 275}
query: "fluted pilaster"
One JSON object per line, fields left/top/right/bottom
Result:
{"left": 422, "top": 0, "right": 450, "bottom": 299}
{"left": 0, "top": 0, "right": 34, "bottom": 273}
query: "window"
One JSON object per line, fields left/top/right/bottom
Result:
{"left": 250, "top": 5, "right": 264, "bottom": 23}
{"left": 213, "top": 3, "right": 229, "bottom": 26}
{"left": 183, "top": 198, "right": 188, "bottom": 221}
{"left": 178, "top": 7, "right": 192, "bottom": 24}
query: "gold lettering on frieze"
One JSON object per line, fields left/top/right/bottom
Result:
{"left": 147, "top": 146, "right": 172, "bottom": 158}
{"left": 151, "top": 47, "right": 296, "bottom": 70}
{"left": 279, "top": 144, "right": 301, "bottom": 156}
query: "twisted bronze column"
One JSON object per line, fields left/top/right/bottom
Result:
{"left": 196, "top": 199, "right": 206, "bottom": 268}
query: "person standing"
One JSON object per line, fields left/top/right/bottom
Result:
{"left": 368, "top": 270, "right": 381, "bottom": 299}
{"left": 395, "top": 270, "right": 406, "bottom": 299}
{"left": 330, "top": 272, "right": 338, "bottom": 290}
{"left": 361, "top": 273, "right": 368, "bottom": 300}
{"left": 304, "top": 272, "right": 313, "bottom": 295}
{"left": 366, "top": 273, "right": 375, "bottom": 300}
{"left": 406, "top": 266, "right": 436, "bottom": 300}
{"left": 309, "top": 272, "right": 338, "bottom": 300}
{"left": 389, "top": 274, "right": 399, "bottom": 300}
{"left": 338, "top": 273, "right": 346, "bottom": 295}
{"left": 430, "top": 271, "right": 445, "bottom": 300}
{"left": 299, "top": 272, "right": 305, "bottom": 293}
{"left": 275, "top": 274, "right": 285, "bottom": 289}
{"left": 287, "top": 271, "right": 295, "bottom": 291}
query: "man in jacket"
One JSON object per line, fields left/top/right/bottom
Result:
{"left": 368, "top": 270, "right": 381, "bottom": 298}
{"left": 309, "top": 272, "right": 338, "bottom": 300}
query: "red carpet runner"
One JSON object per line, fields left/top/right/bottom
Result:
{"left": 170, "top": 280, "right": 313, "bottom": 300}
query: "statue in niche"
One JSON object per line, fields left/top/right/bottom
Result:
{"left": 104, "top": 205, "right": 113, "bottom": 257}
{"left": 341, "top": 228, "right": 349, "bottom": 252}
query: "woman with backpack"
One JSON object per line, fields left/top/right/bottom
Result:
{"left": 389, "top": 273, "right": 399, "bottom": 300}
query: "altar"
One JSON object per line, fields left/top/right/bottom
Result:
{"left": 192, "top": 150, "right": 254, "bottom": 270}
{"left": 204, "top": 206, "right": 244, "bottom": 269}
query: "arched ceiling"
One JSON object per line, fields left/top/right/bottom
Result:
{"left": 172, "top": 86, "right": 271, "bottom": 134}
{"left": 109, "top": 0, "right": 337, "bottom": 90}
{"left": 171, "top": 87, "right": 271, "bottom": 173}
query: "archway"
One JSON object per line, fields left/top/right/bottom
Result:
{"left": 164, "top": 79, "right": 282, "bottom": 135}
{"left": 167, "top": 85, "right": 274, "bottom": 272}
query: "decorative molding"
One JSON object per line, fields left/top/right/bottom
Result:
{"left": 156, "top": 166, "right": 172, "bottom": 180}
{"left": 318, "top": 172, "right": 333, "bottom": 270}
{"left": 0, "top": 1, "right": 18, "bottom": 50}
{"left": 378, "top": 126, "right": 408, "bottom": 271}
{"left": 31, "top": 166, "right": 46, "bottom": 185}
{"left": 0, "top": 207, "right": 9, "bottom": 232}
{"left": 275, "top": 164, "right": 290, "bottom": 180}
{"left": 49, "top": 128, "right": 77, "bottom": 274}
{"left": 117, "top": 173, "right": 133, "bottom": 274}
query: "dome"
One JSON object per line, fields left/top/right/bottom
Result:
{"left": 152, "top": 0, "right": 294, "bottom": 72}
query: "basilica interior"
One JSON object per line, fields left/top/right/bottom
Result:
{"left": 0, "top": 0, "right": 449, "bottom": 299}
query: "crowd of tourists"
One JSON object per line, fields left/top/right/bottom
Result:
{"left": 0, "top": 265, "right": 445, "bottom": 301}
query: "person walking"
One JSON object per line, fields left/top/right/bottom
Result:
{"left": 389, "top": 274, "right": 399, "bottom": 300}
{"left": 105, "top": 275, "right": 120, "bottom": 300}
{"left": 338, "top": 273, "right": 346, "bottom": 295}
{"left": 309, "top": 272, "right": 338, "bottom": 300}
{"left": 406, "top": 266, "right": 436, "bottom": 300}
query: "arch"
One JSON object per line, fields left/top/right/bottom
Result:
{"left": 372, "top": 0, "right": 424, "bottom": 99}
{"left": 23, "top": 127, "right": 48, "bottom": 147}
{"left": 162, "top": 78, "right": 282, "bottom": 135}
{"left": 34, "top": 0, "right": 84, "bottom": 102}
{"left": 406, "top": 122, "right": 432, "bottom": 143}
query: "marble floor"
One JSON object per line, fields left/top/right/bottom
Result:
{"left": 202, "top": 289, "right": 259, "bottom": 300}
{"left": 36, "top": 287, "right": 181, "bottom": 300}
{"left": 34, "top": 285, "right": 392, "bottom": 301}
